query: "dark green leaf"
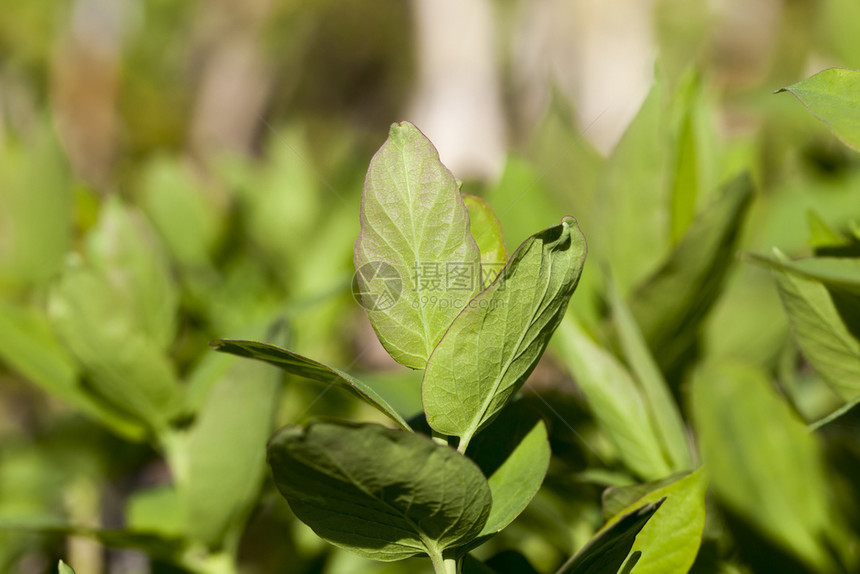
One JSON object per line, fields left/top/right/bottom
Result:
{"left": 211, "top": 339, "right": 411, "bottom": 430}
{"left": 423, "top": 218, "right": 586, "bottom": 449}
{"left": 354, "top": 121, "right": 482, "bottom": 369}
{"left": 555, "top": 499, "right": 664, "bottom": 574}
{"left": 465, "top": 402, "right": 550, "bottom": 542}
{"left": 267, "top": 421, "right": 491, "bottom": 561}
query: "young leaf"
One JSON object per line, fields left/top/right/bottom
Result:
{"left": 465, "top": 402, "right": 550, "bottom": 543}
{"left": 211, "top": 339, "right": 411, "bottom": 430}
{"left": 58, "top": 560, "right": 75, "bottom": 574}
{"left": 608, "top": 279, "right": 692, "bottom": 471}
{"left": 629, "top": 173, "right": 754, "bottom": 372}
{"left": 266, "top": 421, "right": 492, "bottom": 561}
{"left": 354, "top": 121, "right": 482, "bottom": 369}
{"left": 750, "top": 252, "right": 860, "bottom": 401}
{"left": 553, "top": 316, "right": 672, "bottom": 480}
{"left": 691, "top": 361, "right": 846, "bottom": 571}
{"left": 463, "top": 194, "right": 507, "bottom": 286}
{"left": 423, "top": 217, "right": 586, "bottom": 449}
{"left": 603, "top": 470, "right": 707, "bottom": 574}
{"left": 778, "top": 68, "right": 860, "bottom": 151}
{"left": 555, "top": 499, "right": 664, "bottom": 574}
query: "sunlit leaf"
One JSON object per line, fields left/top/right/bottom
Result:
{"left": 463, "top": 193, "right": 507, "bottom": 286}
{"left": 778, "top": 68, "right": 860, "bottom": 151}
{"left": 604, "top": 470, "right": 707, "bottom": 574}
{"left": 423, "top": 218, "right": 586, "bottom": 449}
{"left": 354, "top": 121, "right": 482, "bottom": 369}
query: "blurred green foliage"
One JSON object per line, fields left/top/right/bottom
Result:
{"left": 1, "top": 1, "right": 860, "bottom": 573}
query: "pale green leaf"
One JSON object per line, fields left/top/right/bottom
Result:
{"left": 177, "top": 357, "right": 279, "bottom": 547}
{"left": 691, "top": 361, "right": 844, "bottom": 571}
{"left": 462, "top": 194, "right": 507, "bottom": 286}
{"left": 553, "top": 316, "right": 672, "bottom": 480}
{"left": 630, "top": 174, "right": 754, "bottom": 372}
{"left": 0, "top": 300, "right": 146, "bottom": 440}
{"left": 753, "top": 253, "right": 860, "bottom": 296}
{"left": 354, "top": 121, "right": 481, "bottom": 369}
{"left": 608, "top": 279, "right": 692, "bottom": 471}
{"left": 211, "top": 339, "right": 411, "bottom": 430}
{"left": 267, "top": 421, "right": 491, "bottom": 561}
{"left": 555, "top": 500, "right": 664, "bottom": 574}
{"left": 423, "top": 217, "right": 586, "bottom": 449}
{"left": 594, "top": 82, "right": 671, "bottom": 293}
{"left": 751, "top": 252, "right": 860, "bottom": 401}
{"left": 465, "top": 402, "right": 550, "bottom": 542}
{"left": 48, "top": 265, "right": 183, "bottom": 435}
{"left": 84, "top": 198, "right": 178, "bottom": 351}
{"left": 139, "top": 156, "right": 223, "bottom": 267}
{"left": 125, "top": 486, "right": 184, "bottom": 538}
{"left": 58, "top": 560, "right": 75, "bottom": 574}
{"left": 779, "top": 68, "right": 860, "bottom": 151}
{"left": 807, "top": 210, "right": 849, "bottom": 250}
{"left": 605, "top": 470, "right": 707, "bottom": 574}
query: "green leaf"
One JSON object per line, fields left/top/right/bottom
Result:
{"left": 604, "top": 470, "right": 707, "bottom": 574}
{"left": 354, "top": 121, "right": 482, "bottom": 369}
{"left": 125, "top": 485, "right": 184, "bottom": 538}
{"left": 608, "top": 279, "right": 692, "bottom": 471}
{"left": 807, "top": 210, "right": 849, "bottom": 250}
{"left": 752, "top": 253, "right": 860, "bottom": 296}
{"left": 58, "top": 560, "right": 75, "bottom": 574}
{"left": 465, "top": 402, "right": 550, "bottom": 542}
{"left": 267, "top": 421, "right": 492, "bottom": 561}
{"left": 553, "top": 316, "right": 671, "bottom": 480}
{"left": 630, "top": 173, "right": 754, "bottom": 372}
{"left": 778, "top": 68, "right": 860, "bottom": 151}
{"left": 139, "top": 156, "right": 223, "bottom": 268}
{"left": 175, "top": 357, "right": 279, "bottom": 547}
{"left": 211, "top": 339, "right": 411, "bottom": 430}
{"left": 423, "top": 217, "right": 586, "bottom": 449}
{"left": 602, "top": 472, "right": 685, "bottom": 520}
{"left": 462, "top": 194, "right": 507, "bottom": 286}
{"left": 594, "top": 81, "right": 671, "bottom": 293}
{"left": 750, "top": 252, "right": 860, "bottom": 401}
{"left": 84, "top": 198, "right": 178, "bottom": 351}
{"left": 48, "top": 265, "right": 182, "bottom": 435}
{"left": 691, "top": 361, "right": 845, "bottom": 571}
{"left": 555, "top": 500, "right": 664, "bottom": 574}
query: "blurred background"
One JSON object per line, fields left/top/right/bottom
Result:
{"left": 1, "top": 0, "right": 860, "bottom": 573}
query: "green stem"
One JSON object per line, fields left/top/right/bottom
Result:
{"left": 427, "top": 546, "right": 460, "bottom": 574}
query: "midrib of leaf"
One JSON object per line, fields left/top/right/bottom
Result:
{"left": 390, "top": 146, "right": 434, "bottom": 360}
{"left": 459, "top": 253, "right": 556, "bottom": 451}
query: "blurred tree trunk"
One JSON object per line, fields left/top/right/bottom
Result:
{"left": 409, "top": 0, "right": 506, "bottom": 181}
